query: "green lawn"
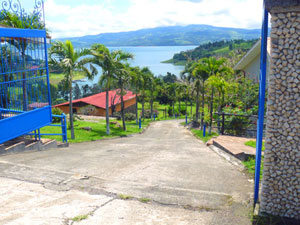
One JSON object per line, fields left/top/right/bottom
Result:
{"left": 191, "top": 129, "right": 218, "bottom": 143}
{"left": 40, "top": 119, "right": 151, "bottom": 143}
{"left": 243, "top": 140, "right": 264, "bottom": 178}
{"left": 245, "top": 140, "right": 265, "bottom": 151}
{"left": 50, "top": 72, "right": 86, "bottom": 86}
{"left": 242, "top": 156, "right": 264, "bottom": 178}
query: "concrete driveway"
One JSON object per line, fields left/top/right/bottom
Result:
{"left": 0, "top": 121, "right": 253, "bottom": 225}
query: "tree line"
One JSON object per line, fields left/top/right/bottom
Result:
{"left": 49, "top": 39, "right": 259, "bottom": 139}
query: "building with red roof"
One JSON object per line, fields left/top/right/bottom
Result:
{"left": 54, "top": 90, "right": 136, "bottom": 117}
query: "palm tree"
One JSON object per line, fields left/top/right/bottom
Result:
{"left": 192, "top": 61, "right": 210, "bottom": 127}
{"left": 113, "top": 63, "right": 133, "bottom": 131}
{"left": 143, "top": 69, "right": 157, "bottom": 119}
{"left": 140, "top": 67, "right": 151, "bottom": 119}
{"left": 202, "top": 57, "right": 229, "bottom": 134}
{"left": 83, "top": 44, "right": 133, "bottom": 134}
{"left": 166, "top": 83, "right": 177, "bottom": 118}
{"left": 49, "top": 40, "right": 91, "bottom": 139}
{"left": 129, "top": 67, "right": 143, "bottom": 124}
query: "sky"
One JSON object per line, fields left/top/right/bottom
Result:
{"left": 21, "top": 0, "right": 263, "bottom": 38}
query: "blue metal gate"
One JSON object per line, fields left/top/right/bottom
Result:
{"left": 0, "top": 0, "right": 52, "bottom": 144}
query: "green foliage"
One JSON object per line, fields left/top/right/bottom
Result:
{"left": 141, "top": 109, "right": 159, "bottom": 119}
{"left": 222, "top": 106, "right": 251, "bottom": 136}
{"left": 242, "top": 156, "right": 264, "bottom": 178}
{"left": 168, "top": 39, "right": 258, "bottom": 64}
{"left": 52, "top": 108, "right": 63, "bottom": 123}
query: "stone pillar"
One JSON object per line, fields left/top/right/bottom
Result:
{"left": 260, "top": 0, "right": 300, "bottom": 220}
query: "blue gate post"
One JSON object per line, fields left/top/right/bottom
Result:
{"left": 254, "top": 6, "right": 269, "bottom": 206}
{"left": 203, "top": 124, "right": 206, "bottom": 137}
{"left": 38, "top": 129, "right": 41, "bottom": 141}
{"left": 139, "top": 117, "right": 142, "bottom": 129}
{"left": 185, "top": 114, "right": 188, "bottom": 124}
{"left": 154, "top": 113, "right": 156, "bottom": 121}
{"left": 61, "top": 113, "right": 68, "bottom": 143}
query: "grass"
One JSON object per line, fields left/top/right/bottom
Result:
{"left": 50, "top": 71, "right": 86, "bottom": 86}
{"left": 40, "top": 119, "right": 151, "bottom": 143}
{"left": 191, "top": 129, "right": 218, "bottom": 143}
{"left": 245, "top": 140, "right": 265, "bottom": 151}
{"left": 242, "top": 156, "right": 264, "bottom": 178}
{"left": 243, "top": 140, "right": 265, "bottom": 178}
{"left": 139, "top": 197, "right": 151, "bottom": 203}
{"left": 118, "top": 194, "right": 133, "bottom": 200}
{"left": 71, "top": 214, "right": 89, "bottom": 222}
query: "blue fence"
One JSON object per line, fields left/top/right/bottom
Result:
{"left": 0, "top": 1, "right": 52, "bottom": 144}
{"left": 27, "top": 113, "right": 68, "bottom": 143}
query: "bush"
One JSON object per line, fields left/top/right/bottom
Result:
{"left": 115, "top": 112, "right": 136, "bottom": 121}
{"left": 125, "top": 113, "right": 136, "bottom": 121}
{"left": 52, "top": 107, "right": 63, "bottom": 123}
{"left": 140, "top": 109, "right": 159, "bottom": 119}
{"left": 177, "top": 106, "right": 186, "bottom": 115}
{"left": 78, "top": 105, "right": 98, "bottom": 115}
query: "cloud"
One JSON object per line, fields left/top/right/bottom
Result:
{"left": 44, "top": 0, "right": 263, "bottom": 38}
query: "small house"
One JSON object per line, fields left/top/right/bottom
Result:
{"left": 54, "top": 90, "right": 136, "bottom": 116}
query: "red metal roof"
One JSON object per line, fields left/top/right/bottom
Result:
{"left": 54, "top": 89, "right": 136, "bottom": 109}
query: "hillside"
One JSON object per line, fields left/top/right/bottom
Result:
{"left": 57, "top": 24, "right": 261, "bottom": 47}
{"left": 163, "top": 39, "right": 258, "bottom": 65}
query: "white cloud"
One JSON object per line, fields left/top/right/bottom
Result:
{"left": 44, "top": 0, "right": 263, "bottom": 38}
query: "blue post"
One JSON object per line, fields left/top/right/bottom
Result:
{"left": 61, "top": 113, "right": 68, "bottom": 143}
{"left": 203, "top": 124, "right": 206, "bottom": 137}
{"left": 154, "top": 113, "right": 156, "bottom": 121}
{"left": 185, "top": 115, "right": 188, "bottom": 124}
{"left": 139, "top": 117, "right": 142, "bottom": 129}
{"left": 38, "top": 128, "right": 41, "bottom": 141}
{"left": 254, "top": 6, "right": 268, "bottom": 206}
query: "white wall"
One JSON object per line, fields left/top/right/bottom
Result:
{"left": 243, "top": 55, "right": 270, "bottom": 84}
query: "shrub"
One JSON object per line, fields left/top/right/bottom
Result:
{"left": 52, "top": 107, "right": 63, "bottom": 123}
{"left": 78, "top": 105, "right": 98, "bottom": 115}
{"left": 125, "top": 113, "right": 136, "bottom": 121}
{"left": 140, "top": 109, "right": 159, "bottom": 119}
{"left": 114, "top": 112, "right": 136, "bottom": 121}
{"left": 177, "top": 106, "right": 186, "bottom": 115}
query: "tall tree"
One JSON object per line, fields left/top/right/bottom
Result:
{"left": 130, "top": 67, "right": 143, "bottom": 124}
{"left": 192, "top": 61, "right": 210, "bottom": 127}
{"left": 113, "top": 63, "right": 133, "bottom": 131}
{"left": 49, "top": 40, "right": 91, "bottom": 139}
{"left": 82, "top": 44, "right": 133, "bottom": 134}
{"left": 202, "top": 57, "right": 229, "bottom": 134}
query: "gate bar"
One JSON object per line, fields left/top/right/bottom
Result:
{"left": 254, "top": 6, "right": 269, "bottom": 206}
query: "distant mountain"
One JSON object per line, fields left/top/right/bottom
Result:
{"left": 57, "top": 24, "right": 261, "bottom": 47}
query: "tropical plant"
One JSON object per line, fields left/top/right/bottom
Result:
{"left": 49, "top": 40, "right": 92, "bottom": 139}
{"left": 82, "top": 44, "right": 133, "bottom": 134}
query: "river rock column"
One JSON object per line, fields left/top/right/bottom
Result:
{"left": 260, "top": 0, "right": 300, "bottom": 220}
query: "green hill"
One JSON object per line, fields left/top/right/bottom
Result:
{"left": 163, "top": 39, "right": 258, "bottom": 65}
{"left": 57, "top": 24, "right": 261, "bottom": 47}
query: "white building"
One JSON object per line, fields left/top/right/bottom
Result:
{"left": 234, "top": 38, "right": 271, "bottom": 83}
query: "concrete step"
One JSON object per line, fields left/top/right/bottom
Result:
{"left": 0, "top": 138, "right": 65, "bottom": 156}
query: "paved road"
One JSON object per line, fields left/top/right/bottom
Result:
{"left": 0, "top": 121, "right": 252, "bottom": 224}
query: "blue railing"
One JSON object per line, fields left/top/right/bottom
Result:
{"left": 27, "top": 113, "right": 68, "bottom": 143}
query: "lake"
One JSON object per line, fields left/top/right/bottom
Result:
{"left": 78, "top": 45, "right": 197, "bottom": 86}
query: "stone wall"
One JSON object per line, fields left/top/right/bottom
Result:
{"left": 260, "top": 10, "right": 300, "bottom": 219}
